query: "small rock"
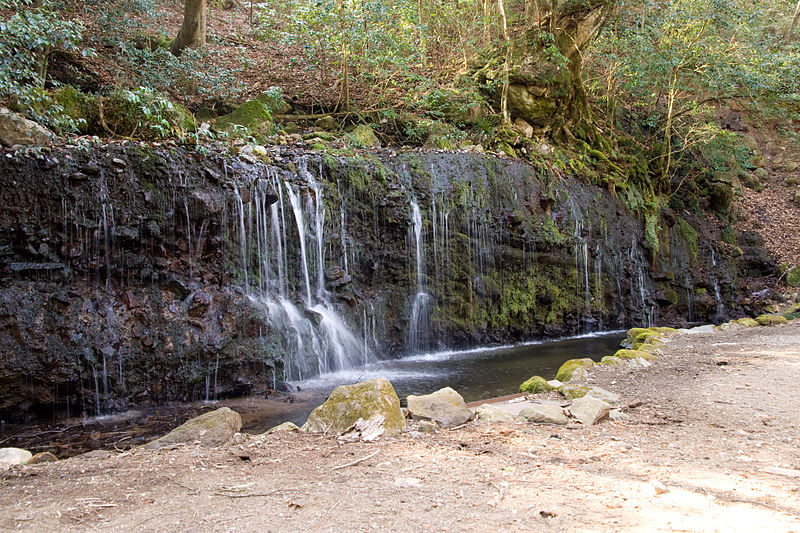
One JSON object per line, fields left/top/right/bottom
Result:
{"left": 315, "top": 115, "right": 337, "bottom": 131}
{"left": 650, "top": 479, "right": 669, "bottom": 495}
{"left": 519, "top": 404, "right": 569, "bottom": 425}
{"left": 406, "top": 387, "right": 474, "bottom": 428}
{"left": 0, "top": 447, "right": 32, "bottom": 468}
{"left": 585, "top": 387, "right": 620, "bottom": 405}
{"left": 472, "top": 403, "right": 516, "bottom": 423}
{"left": 568, "top": 396, "right": 611, "bottom": 425}
{"left": 546, "top": 379, "right": 563, "bottom": 389}
{"left": 111, "top": 157, "right": 127, "bottom": 168}
{"left": 609, "top": 409, "right": 630, "bottom": 421}
{"left": 28, "top": 451, "right": 58, "bottom": 464}
{"left": 417, "top": 420, "right": 439, "bottom": 433}
{"left": 265, "top": 421, "right": 299, "bottom": 434}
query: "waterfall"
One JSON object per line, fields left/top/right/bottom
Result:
{"left": 408, "top": 198, "right": 431, "bottom": 354}
{"left": 232, "top": 159, "right": 373, "bottom": 382}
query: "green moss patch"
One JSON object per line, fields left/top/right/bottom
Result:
{"left": 734, "top": 317, "right": 760, "bottom": 327}
{"left": 555, "top": 358, "right": 594, "bottom": 382}
{"left": 755, "top": 314, "right": 788, "bottom": 326}
{"left": 613, "top": 349, "right": 656, "bottom": 361}
{"left": 600, "top": 355, "right": 624, "bottom": 366}
{"left": 519, "top": 375, "right": 553, "bottom": 394}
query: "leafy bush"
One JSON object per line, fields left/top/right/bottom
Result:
{"left": 99, "top": 87, "right": 195, "bottom": 140}
{"left": 0, "top": 0, "right": 90, "bottom": 130}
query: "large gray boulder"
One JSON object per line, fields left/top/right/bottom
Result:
{"left": 0, "top": 447, "right": 33, "bottom": 468}
{"left": 407, "top": 387, "right": 474, "bottom": 428}
{"left": 519, "top": 404, "right": 569, "bottom": 425}
{"left": 142, "top": 407, "right": 242, "bottom": 449}
{"left": 0, "top": 108, "right": 54, "bottom": 147}
{"left": 301, "top": 378, "right": 404, "bottom": 436}
{"left": 568, "top": 396, "right": 611, "bottom": 425}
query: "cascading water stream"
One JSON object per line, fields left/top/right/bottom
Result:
{"left": 408, "top": 198, "right": 431, "bottom": 354}
{"left": 231, "top": 158, "right": 373, "bottom": 382}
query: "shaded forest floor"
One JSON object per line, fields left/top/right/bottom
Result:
{"left": 2, "top": 322, "right": 799, "bottom": 532}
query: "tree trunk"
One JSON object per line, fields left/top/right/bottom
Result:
{"left": 497, "top": 0, "right": 511, "bottom": 126}
{"left": 170, "top": 0, "right": 207, "bottom": 56}
{"left": 788, "top": 0, "right": 800, "bottom": 41}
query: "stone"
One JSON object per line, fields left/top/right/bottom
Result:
{"left": 256, "top": 89, "right": 291, "bottom": 114}
{"left": 302, "top": 378, "right": 404, "bottom": 435}
{"left": 784, "top": 176, "right": 800, "bottom": 187}
{"left": 406, "top": 387, "right": 474, "bottom": 428}
{"left": 558, "top": 384, "right": 590, "bottom": 399}
{"left": 609, "top": 409, "right": 629, "bottom": 421}
{"left": 600, "top": 355, "right": 624, "bottom": 366}
{"left": 0, "top": 447, "right": 32, "bottom": 468}
{"left": 684, "top": 324, "right": 717, "bottom": 334}
{"left": 546, "top": 379, "right": 563, "bottom": 388}
{"left": 755, "top": 314, "right": 788, "bottom": 326}
{"left": 555, "top": 358, "right": 594, "bottom": 383}
{"left": 568, "top": 396, "right": 611, "bottom": 425}
{"left": 520, "top": 404, "right": 569, "bottom": 425}
{"left": 788, "top": 267, "right": 800, "bottom": 288}
{"left": 417, "top": 420, "right": 439, "bottom": 433}
{"left": 315, "top": 115, "right": 337, "bottom": 130}
{"left": 473, "top": 403, "right": 516, "bottom": 423}
{"left": 0, "top": 108, "right": 54, "bottom": 147}
{"left": 348, "top": 124, "right": 381, "bottom": 147}
{"left": 794, "top": 189, "right": 800, "bottom": 205}
{"left": 650, "top": 479, "right": 669, "bottom": 495}
{"left": 513, "top": 117, "right": 534, "bottom": 138}
{"left": 585, "top": 387, "right": 620, "bottom": 405}
{"left": 214, "top": 100, "right": 274, "bottom": 138}
{"left": 142, "top": 407, "right": 242, "bottom": 449}
{"left": 519, "top": 375, "right": 553, "bottom": 394}
{"left": 613, "top": 349, "right": 656, "bottom": 361}
{"left": 754, "top": 167, "right": 769, "bottom": 180}
{"left": 338, "top": 415, "right": 389, "bottom": 442}
{"left": 27, "top": 451, "right": 58, "bottom": 464}
{"left": 265, "top": 421, "right": 299, "bottom": 434}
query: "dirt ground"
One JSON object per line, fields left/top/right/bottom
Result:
{"left": 2, "top": 321, "right": 799, "bottom": 532}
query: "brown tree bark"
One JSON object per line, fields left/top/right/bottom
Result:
{"left": 170, "top": 0, "right": 207, "bottom": 56}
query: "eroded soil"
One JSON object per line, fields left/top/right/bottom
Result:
{"left": 2, "top": 322, "right": 799, "bottom": 532}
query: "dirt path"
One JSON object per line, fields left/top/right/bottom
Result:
{"left": 2, "top": 322, "right": 800, "bottom": 532}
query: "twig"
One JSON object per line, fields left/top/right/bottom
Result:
{"left": 332, "top": 450, "right": 379, "bottom": 470}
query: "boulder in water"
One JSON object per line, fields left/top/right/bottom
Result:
{"left": 301, "top": 378, "right": 404, "bottom": 436}
{"left": 142, "top": 407, "right": 242, "bottom": 449}
{"left": 406, "top": 387, "right": 474, "bottom": 428}
{"left": 0, "top": 447, "right": 32, "bottom": 468}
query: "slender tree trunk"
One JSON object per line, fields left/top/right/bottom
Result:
{"left": 337, "top": 0, "right": 350, "bottom": 112}
{"left": 497, "top": 0, "right": 511, "bottom": 126}
{"left": 170, "top": 0, "right": 207, "bottom": 56}
{"left": 788, "top": 0, "right": 800, "bottom": 41}
{"left": 483, "top": 0, "right": 492, "bottom": 45}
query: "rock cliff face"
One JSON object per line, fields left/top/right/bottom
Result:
{"left": 0, "top": 143, "right": 776, "bottom": 421}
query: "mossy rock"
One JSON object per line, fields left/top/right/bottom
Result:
{"left": 613, "top": 349, "right": 656, "bottom": 361}
{"left": 558, "top": 384, "right": 590, "bottom": 400}
{"left": 600, "top": 355, "right": 624, "bottom": 366}
{"left": 142, "top": 407, "right": 242, "bottom": 449}
{"left": 302, "top": 131, "right": 336, "bottom": 142}
{"left": 755, "top": 314, "right": 788, "bottom": 326}
{"left": 214, "top": 99, "right": 274, "bottom": 139}
{"left": 782, "top": 303, "right": 800, "bottom": 318}
{"left": 51, "top": 86, "right": 97, "bottom": 133}
{"left": 346, "top": 124, "right": 381, "bottom": 147}
{"left": 519, "top": 375, "right": 553, "bottom": 394}
{"left": 101, "top": 88, "right": 194, "bottom": 140}
{"left": 301, "top": 378, "right": 404, "bottom": 435}
{"left": 497, "top": 141, "right": 517, "bottom": 158}
{"left": 734, "top": 317, "right": 760, "bottom": 327}
{"left": 649, "top": 327, "right": 678, "bottom": 334}
{"left": 787, "top": 267, "right": 800, "bottom": 288}
{"left": 555, "top": 358, "right": 594, "bottom": 383}
{"left": 625, "top": 328, "right": 651, "bottom": 344}
{"left": 256, "top": 88, "right": 291, "bottom": 114}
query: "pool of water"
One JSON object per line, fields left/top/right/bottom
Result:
{"left": 263, "top": 331, "right": 625, "bottom": 428}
